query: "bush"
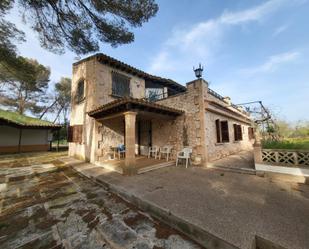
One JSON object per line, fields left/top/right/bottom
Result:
{"left": 262, "top": 138, "right": 309, "bottom": 150}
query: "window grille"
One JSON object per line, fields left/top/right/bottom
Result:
{"left": 76, "top": 80, "right": 85, "bottom": 103}
{"left": 112, "top": 72, "right": 130, "bottom": 97}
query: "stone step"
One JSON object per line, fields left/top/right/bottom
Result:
{"left": 207, "top": 164, "right": 256, "bottom": 175}
{"left": 94, "top": 161, "right": 123, "bottom": 174}
{"left": 137, "top": 161, "right": 175, "bottom": 174}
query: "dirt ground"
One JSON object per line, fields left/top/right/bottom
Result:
{"left": 0, "top": 152, "right": 202, "bottom": 249}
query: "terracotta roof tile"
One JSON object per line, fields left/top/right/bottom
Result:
{"left": 73, "top": 53, "right": 186, "bottom": 92}
{"left": 88, "top": 97, "right": 184, "bottom": 118}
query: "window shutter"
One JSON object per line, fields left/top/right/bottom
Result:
{"left": 238, "top": 125, "right": 243, "bottom": 140}
{"left": 77, "top": 125, "right": 83, "bottom": 143}
{"left": 215, "top": 119, "right": 221, "bottom": 143}
{"left": 71, "top": 125, "right": 83, "bottom": 143}
{"left": 221, "top": 121, "right": 229, "bottom": 142}
{"left": 248, "top": 127, "right": 254, "bottom": 140}
{"left": 233, "top": 124, "right": 238, "bottom": 141}
{"left": 67, "top": 126, "right": 73, "bottom": 142}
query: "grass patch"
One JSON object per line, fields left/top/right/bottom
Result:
{"left": 0, "top": 109, "right": 58, "bottom": 127}
{"left": 262, "top": 138, "right": 309, "bottom": 150}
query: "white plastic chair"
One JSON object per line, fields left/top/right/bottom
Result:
{"left": 159, "top": 145, "right": 173, "bottom": 161}
{"left": 176, "top": 147, "right": 192, "bottom": 168}
{"left": 148, "top": 146, "right": 159, "bottom": 159}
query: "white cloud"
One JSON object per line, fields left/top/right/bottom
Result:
{"left": 239, "top": 51, "right": 300, "bottom": 75}
{"left": 148, "top": 0, "right": 297, "bottom": 78}
{"left": 272, "top": 24, "right": 289, "bottom": 37}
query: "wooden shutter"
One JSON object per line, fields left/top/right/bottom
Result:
{"left": 233, "top": 124, "right": 238, "bottom": 141}
{"left": 234, "top": 124, "right": 243, "bottom": 141}
{"left": 238, "top": 125, "right": 242, "bottom": 140}
{"left": 77, "top": 125, "right": 83, "bottom": 143}
{"left": 221, "top": 121, "right": 229, "bottom": 142}
{"left": 71, "top": 125, "right": 83, "bottom": 143}
{"left": 215, "top": 119, "right": 221, "bottom": 143}
{"left": 248, "top": 127, "right": 254, "bottom": 140}
{"left": 67, "top": 126, "right": 73, "bottom": 142}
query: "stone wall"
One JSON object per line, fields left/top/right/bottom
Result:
{"left": 69, "top": 58, "right": 145, "bottom": 162}
{"left": 205, "top": 91, "right": 254, "bottom": 161}
{"left": 154, "top": 79, "right": 208, "bottom": 164}
{"left": 205, "top": 111, "right": 254, "bottom": 161}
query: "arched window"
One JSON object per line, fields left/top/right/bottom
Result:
{"left": 76, "top": 79, "right": 85, "bottom": 103}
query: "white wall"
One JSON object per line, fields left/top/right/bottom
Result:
{"left": 0, "top": 125, "right": 49, "bottom": 146}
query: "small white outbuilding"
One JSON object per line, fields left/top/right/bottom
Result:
{"left": 0, "top": 109, "right": 61, "bottom": 153}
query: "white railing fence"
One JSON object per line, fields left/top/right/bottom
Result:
{"left": 262, "top": 149, "right": 309, "bottom": 167}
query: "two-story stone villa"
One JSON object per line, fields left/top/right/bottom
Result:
{"left": 69, "top": 53, "right": 254, "bottom": 174}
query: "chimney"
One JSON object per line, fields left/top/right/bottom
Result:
{"left": 223, "top": 96, "right": 231, "bottom": 106}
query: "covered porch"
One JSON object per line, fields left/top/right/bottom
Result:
{"left": 88, "top": 98, "right": 184, "bottom": 175}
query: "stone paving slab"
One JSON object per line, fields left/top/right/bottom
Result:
{"left": 71, "top": 160, "right": 309, "bottom": 249}
{"left": 0, "top": 152, "right": 202, "bottom": 249}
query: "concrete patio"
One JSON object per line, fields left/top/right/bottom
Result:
{"left": 72, "top": 160, "right": 309, "bottom": 249}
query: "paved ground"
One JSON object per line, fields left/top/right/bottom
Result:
{"left": 0, "top": 152, "right": 202, "bottom": 249}
{"left": 209, "top": 151, "right": 255, "bottom": 170}
{"left": 73, "top": 161, "right": 309, "bottom": 249}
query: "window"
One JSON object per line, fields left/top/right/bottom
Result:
{"left": 248, "top": 127, "right": 255, "bottom": 140}
{"left": 215, "top": 119, "right": 229, "bottom": 143}
{"left": 145, "top": 88, "right": 165, "bottom": 101}
{"left": 76, "top": 80, "right": 85, "bottom": 103}
{"left": 233, "top": 124, "right": 243, "bottom": 141}
{"left": 112, "top": 72, "right": 130, "bottom": 97}
{"left": 68, "top": 125, "right": 83, "bottom": 143}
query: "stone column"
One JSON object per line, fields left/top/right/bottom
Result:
{"left": 253, "top": 129, "right": 262, "bottom": 164}
{"left": 124, "top": 111, "right": 137, "bottom": 174}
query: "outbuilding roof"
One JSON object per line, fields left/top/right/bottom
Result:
{"left": 73, "top": 53, "right": 187, "bottom": 93}
{"left": 88, "top": 97, "right": 184, "bottom": 119}
{"left": 0, "top": 109, "right": 61, "bottom": 129}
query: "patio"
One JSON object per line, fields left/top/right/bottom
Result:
{"left": 89, "top": 98, "right": 184, "bottom": 175}
{"left": 72, "top": 159, "right": 309, "bottom": 249}
{"left": 95, "top": 156, "right": 175, "bottom": 174}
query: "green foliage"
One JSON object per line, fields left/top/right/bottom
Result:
{"left": 54, "top": 77, "right": 71, "bottom": 123}
{"left": 0, "top": 57, "right": 50, "bottom": 114}
{"left": 262, "top": 138, "right": 309, "bottom": 150}
{"left": 52, "top": 126, "right": 68, "bottom": 142}
{"left": 13, "top": 0, "right": 158, "bottom": 54}
{"left": 273, "top": 119, "right": 309, "bottom": 139}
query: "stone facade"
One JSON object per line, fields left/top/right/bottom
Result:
{"left": 154, "top": 79, "right": 208, "bottom": 164}
{"left": 69, "top": 54, "right": 254, "bottom": 166}
{"left": 205, "top": 92, "right": 254, "bottom": 161}
{"left": 69, "top": 58, "right": 145, "bottom": 162}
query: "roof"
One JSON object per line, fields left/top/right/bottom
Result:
{"left": 73, "top": 53, "right": 186, "bottom": 92}
{"left": 88, "top": 98, "right": 184, "bottom": 119}
{"left": 0, "top": 109, "right": 61, "bottom": 129}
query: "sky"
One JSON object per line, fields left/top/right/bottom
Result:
{"left": 5, "top": 0, "right": 309, "bottom": 123}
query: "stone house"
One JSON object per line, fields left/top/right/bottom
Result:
{"left": 69, "top": 53, "right": 254, "bottom": 172}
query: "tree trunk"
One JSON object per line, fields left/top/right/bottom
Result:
{"left": 40, "top": 98, "right": 58, "bottom": 119}
{"left": 53, "top": 106, "right": 63, "bottom": 123}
